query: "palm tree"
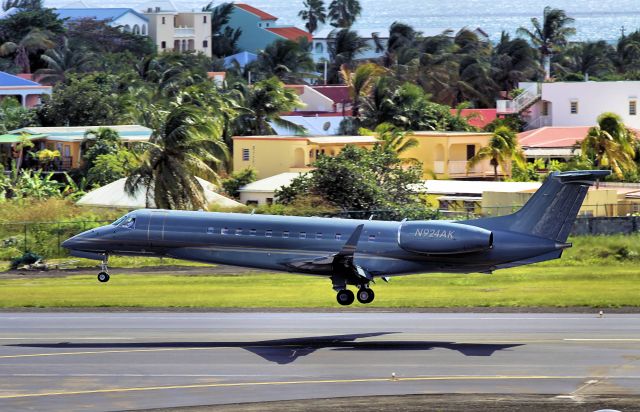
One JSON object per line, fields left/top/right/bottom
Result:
{"left": 299, "top": 0, "right": 326, "bottom": 34}
{"left": 339, "top": 62, "right": 385, "bottom": 117}
{"left": 378, "top": 21, "right": 419, "bottom": 68}
{"left": 467, "top": 126, "right": 525, "bottom": 181}
{"left": 368, "top": 122, "right": 418, "bottom": 156}
{"left": 253, "top": 39, "right": 315, "bottom": 84}
{"left": 328, "top": 0, "right": 361, "bottom": 28}
{"left": 35, "top": 38, "right": 95, "bottom": 84}
{"left": 616, "top": 29, "right": 640, "bottom": 73}
{"left": 0, "top": 28, "right": 55, "bottom": 73}
{"left": 517, "top": 6, "right": 576, "bottom": 79}
{"left": 126, "top": 104, "right": 229, "bottom": 210}
{"left": 491, "top": 31, "right": 541, "bottom": 92}
{"left": 233, "top": 77, "right": 305, "bottom": 135}
{"left": 204, "top": 2, "right": 242, "bottom": 57}
{"left": 326, "top": 28, "right": 369, "bottom": 82}
{"left": 2, "top": 0, "right": 41, "bottom": 10}
{"left": 554, "top": 41, "right": 615, "bottom": 79}
{"left": 581, "top": 112, "right": 636, "bottom": 179}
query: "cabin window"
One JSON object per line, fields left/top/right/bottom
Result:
{"left": 265, "top": 230, "right": 273, "bottom": 237}
{"left": 368, "top": 234, "right": 376, "bottom": 241}
{"left": 630, "top": 100, "right": 637, "bottom": 116}
{"left": 316, "top": 232, "right": 323, "bottom": 240}
{"left": 335, "top": 233, "right": 342, "bottom": 240}
{"left": 221, "top": 227, "right": 229, "bottom": 235}
{"left": 250, "top": 229, "right": 256, "bottom": 236}
{"left": 300, "top": 232, "right": 306, "bottom": 239}
{"left": 235, "top": 228, "right": 242, "bottom": 235}
{"left": 207, "top": 227, "right": 215, "bottom": 234}
{"left": 570, "top": 100, "right": 578, "bottom": 114}
{"left": 242, "top": 148, "right": 250, "bottom": 161}
{"left": 283, "top": 231, "right": 290, "bottom": 238}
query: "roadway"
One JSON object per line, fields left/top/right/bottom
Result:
{"left": 0, "top": 312, "right": 639, "bottom": 411}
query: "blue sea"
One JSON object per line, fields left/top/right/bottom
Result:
{"left": 49, "top": 0, "right": 640, "bottom": 42}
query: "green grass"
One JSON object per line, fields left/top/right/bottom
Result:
{"left": 1, "top": 264, "right": 639, "bottom": 308}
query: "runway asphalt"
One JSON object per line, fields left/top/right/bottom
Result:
{"left": 0, "top": 312, "right": 639, "bottom": 411}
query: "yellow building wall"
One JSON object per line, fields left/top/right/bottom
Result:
{"left": 482, "top": 189, "right": 620, "bottom": 217}
{"left": 233, "top": 138, "right": 310, "bottom": 179}
{"left": 46, "top": 140, "right": 80, "bottom": 168}
{"left": 401, "top": 132, "right": 494, "bottom": 179}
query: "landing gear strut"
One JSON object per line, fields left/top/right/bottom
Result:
{"left": 97, "top": 254, "right": 110, "bottom": 283}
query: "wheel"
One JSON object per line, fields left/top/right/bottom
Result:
{"left": 97, "top": 272, "right": 110, "bottom": 283}
{"left": 357, "top": 288, "right": 375, "bottom": 304}
{"left": 336, "top": 289, "right": 354, "bottom": 306}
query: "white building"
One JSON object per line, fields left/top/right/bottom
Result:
{"left": 54, "top": 8, "right": 149, "bottom": 35}
{"left": 497, "top": 81, "right": 640, "bottom": 130}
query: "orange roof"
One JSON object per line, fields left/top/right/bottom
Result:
{"left": 267, "top": 27, "right": 312, "bottom": 42}
{"left": 518, "top": 126, "right": 592, "bottom": 148}
{"left": 234, "top": 3, "right": 278, "bottom": 20}
{"left": 449, "top": 108, "right": 497, "bottom": 128}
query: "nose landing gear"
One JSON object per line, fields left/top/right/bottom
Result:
{"left": 97, "top": 255, "right": 110, "bottom": 283}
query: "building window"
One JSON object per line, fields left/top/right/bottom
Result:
{"left": 466, "top": 145, "right": 475, "bottom": 160}
{"left": 265, "top": 230, "right": 273, "bottom": 237}
{"left": 266, "top": 198, "right": 273, "bottom": 205}
{"left": 542, "top": 101, "right": 549, "bottom": 116}
{"left": 161, "top": 16, "right": 166, "bottom": 24}
{"left": 630, "top": 100, "right": 637, "bottom": 116}
{"left": 203, "top": 15, "right": 207, "bottom": 23}
{"left": 203, "top": 40, "right": 208, "bottom": 48}
{"left": 242, "top": 148, "right": 250, "bottom": 161}
{"left": 570, "top": 100, "right": 578, "bottom": 114}
{"left": 161, "top": 41, "right": 166, "bottom": 49}
{"left": 300, "top": 232, "right": 306, "bottom": 239}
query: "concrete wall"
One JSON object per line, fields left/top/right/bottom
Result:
{"left": 538, "top": 81, "right": 640, "bottom": 128}
{"left": 572, "top": 217, "right": 640, "bottom": 235}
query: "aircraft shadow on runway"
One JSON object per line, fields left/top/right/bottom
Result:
{"left": 10, "top": 332, "right": 523, "bottom": 365}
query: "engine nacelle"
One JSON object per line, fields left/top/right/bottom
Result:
{"left": 398, "top": 221, "right": 493, "bottom": 255}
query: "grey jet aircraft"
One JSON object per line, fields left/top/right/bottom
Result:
{"left": 62, "top": 170, "right": 609, "bottom": 305}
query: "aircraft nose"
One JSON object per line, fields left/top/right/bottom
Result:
{"left": 61, "top": 235, "right": 80, "bottom": 250}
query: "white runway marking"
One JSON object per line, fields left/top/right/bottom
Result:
{"left": 563, "top": 338, "right": 640, "bottom": 342}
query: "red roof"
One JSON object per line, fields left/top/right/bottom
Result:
{"left": 312, "top": 85, "right": 351, "bottom": 104}
{"left": 234, "top": 3, "right": 278, "bottom": 20}
{"left": 266, "top": 27, "right": 312, "bottom": 42}
{"left": 450, "top": 108, "right": 497, "bottom": 129}
{"left": 518, "top": 127, "right": 592, "bottom": 148}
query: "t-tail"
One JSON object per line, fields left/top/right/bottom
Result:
{"left": 469, "top": 170, "right": 610, "bottom": 243}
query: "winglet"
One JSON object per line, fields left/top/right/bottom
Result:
{"left": 337, "top": 224, "right": 364, "bottom": 257}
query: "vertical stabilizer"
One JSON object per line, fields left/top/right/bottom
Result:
{"left": 469, "top": 170, "right": 610, "bottom": 242}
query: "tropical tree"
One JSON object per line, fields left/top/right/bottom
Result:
{"left": 339, "top": 62, "right": 385, "bottom": 117}
{"left": 80, "top": 127, "right": 122, "bottom": 172}
{"left": 466, "top": 125, "right": 525, "bottom": 181}
{"left": 616, "top": 29, "right": 640, "bottom": 74}
{"left": 0, "top": 27, "right": 54, "bottom": 73}
{"left": 1, "top": 0, "right": 41, "bottom": 10}
{"left": 326, "top": 28, "right": 369, "bottom": 82}
{"left": 298, "top": 0, "right": 326, "bottom": 34}
{"left": 376, "top": 21, "right": 419, "bottom": 68}
{"left": 222, "top": 167, "right": 257, "bottom": 199}
{"left": 35, "top": 37, "right": 95, "bottom": 84}
{"left": 328, "top": 0, "right": 361, "bottom": 28}
{"left": 554, "top": 41, "right": 615, "bottom": 79}
{"left": 205, "top": 2, "right": 242, "bottom": 57}
{"left": 580, "top": 112, "right": 636, "bottom": 179}
{"left": 232, "top": 77, "right": 305, "bottom": 135}
{"left": 126, "top": 103, "right": 229, "bottom": 210}
{"left": 252, "top": 38, "right": 315, "bottom": 83}
{"left": 517, "top": 6, "right": 576, "bottom": 79}
{"left": 491, "top": 31, "right": 541, "bottom": 92}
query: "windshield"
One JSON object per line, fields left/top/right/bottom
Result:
{"left": 112, "top": 214, "right": 136, "bottom": 229}
{"left": 112, "top": 215, "right": 128, "bottom": 226}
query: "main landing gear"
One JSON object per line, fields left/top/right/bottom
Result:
{"left": 97, "top": 255, "right": 110, "bottom": 283}
{"left": 336, "top": 286, "right": 375, "bottom": 306}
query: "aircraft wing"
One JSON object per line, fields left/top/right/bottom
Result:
{"left": 283, "top": 224, "right": 371, "bottom": 281}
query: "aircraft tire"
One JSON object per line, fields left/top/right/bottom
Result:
{"left": 336, "top": 289, "right": 354, "bottom": 306}
{"left": 357, "top": 288, "right": 375, "bottom": 304}
{"left": 98, "top": 272, "right": 110, "bottom": 283}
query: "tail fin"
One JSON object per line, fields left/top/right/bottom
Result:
{"left": 470, "top": 170, "right": 610, "bottom": 242}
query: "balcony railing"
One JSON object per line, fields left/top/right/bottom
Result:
{"left": 174, "top": 27, "right": 195, "bottom": 37}
{"left": 496, "top": 83, "right": 542, "bottom": 114}
{"left": 432, "top": 160, "right": 502, "bottom": 176}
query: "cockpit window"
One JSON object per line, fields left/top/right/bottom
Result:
{"left": 112, "top": 215, "right": 127, "bottom": 226}
{"left": 122, "top": 216, "right": 136, "bottom": 229}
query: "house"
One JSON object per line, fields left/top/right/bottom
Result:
{"left": 0, "top": 72, "right": 52, "bottom": 108}
{"left": 54, "top": 8, "right": 149, "bottom": 35}
{"left": 238, "top": 172, "right": 301, "bottom": 205}
{"left": 223, "top": 3, "right": 311, "bottom": 54}
{"left": 497, "top": 81, "right": 640, "bottom": 130}
{"left": 3, "top": 125, "right": 152, "bottom": 171}
{"left": 401, "top": 131, "right": 503, "bottom": 179}
{"left": 517, "top": 126, "right": 591, "bottom": 162}
{"left": 207, "top": 71, "right": 226, "bottom": 86}
{"left": 142, "top": 2, "right": 211, "bottom": 56}
{"left": 232, "top": 135, "right": 378, "bottom": 179}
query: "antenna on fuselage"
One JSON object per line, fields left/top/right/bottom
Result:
{"left": 368, "top": 214, "right": 374, "bottom": 220}
{"left": 251, "top": 209, "right": 255, "bottom": 215}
